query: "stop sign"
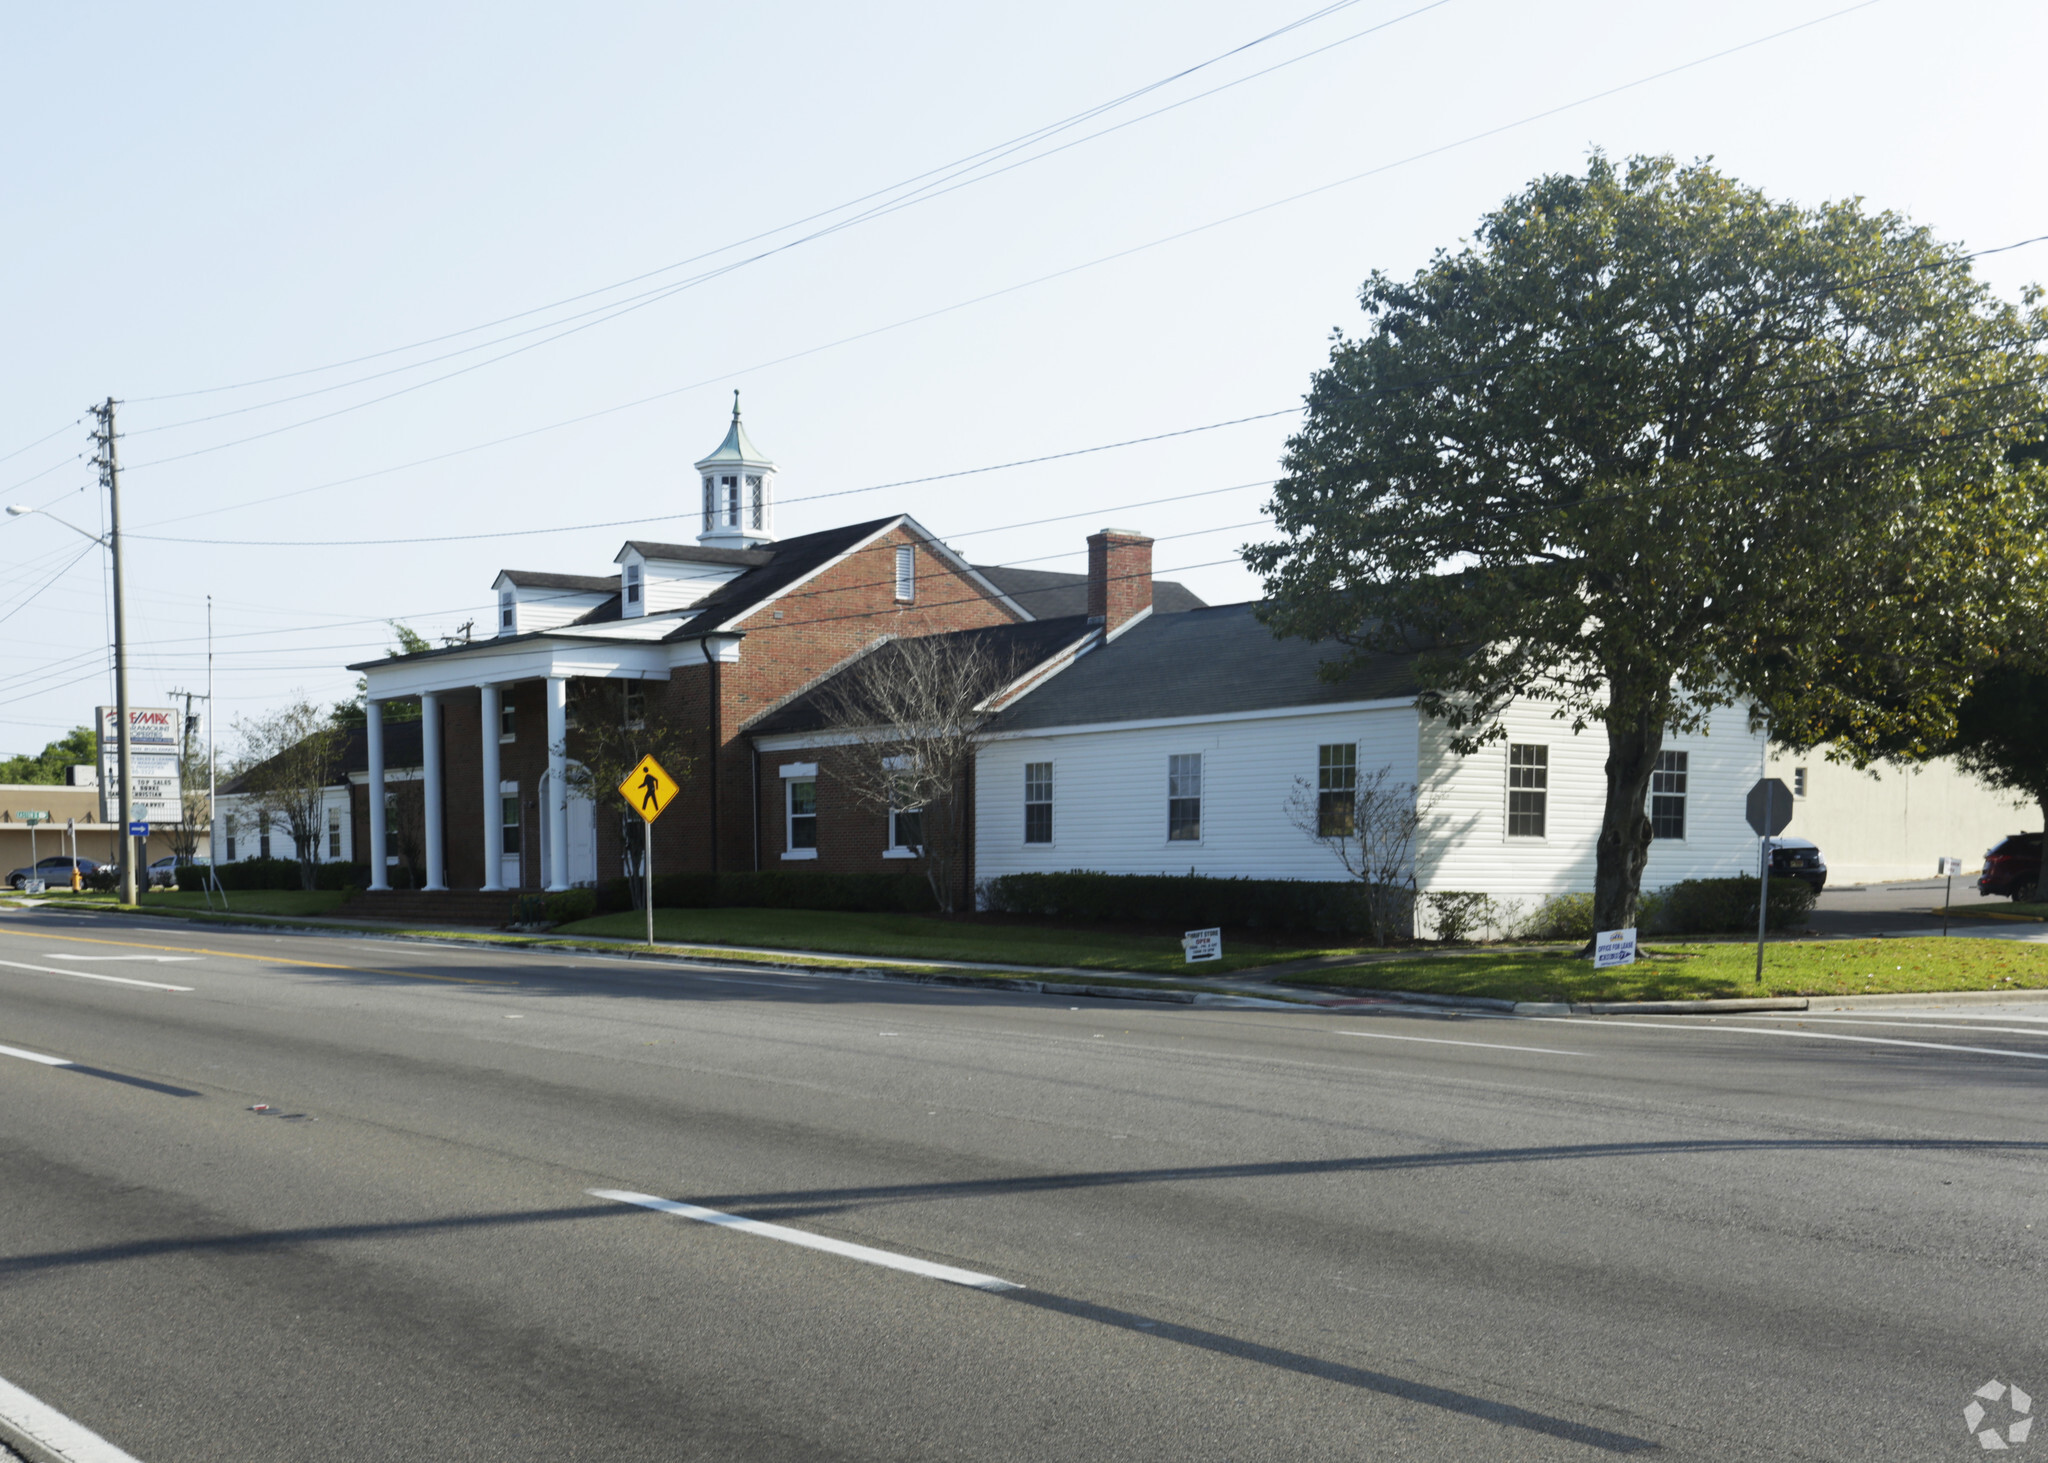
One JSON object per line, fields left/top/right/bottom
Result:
{"left": 1746, "top": 778, "right": 1794, "bottom": 837}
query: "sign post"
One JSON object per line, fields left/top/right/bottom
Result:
{"left": 19, "top": 810, "right": 46, "bottom": 882}
{"left": 1938, "top": 856, "right": 1963, "bottom": 937}
{"left": 1745, "top": 777, "right": 1795, "bottom": 983}
{"left": 617, "top": 754, "right": 679, "bottom": 947}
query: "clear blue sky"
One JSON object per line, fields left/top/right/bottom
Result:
{"left": 1, "top": 0, "right": 2042, "bottom": 757}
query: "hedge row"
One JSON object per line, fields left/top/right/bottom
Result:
{"left": 978, "top": 871, "right": 1373, "bottom": 935}
{"left": 1656, "top": 875, "right": 1817, "bottom": 934}
{"left": 174, "top": 858, "right": 372, "bottom": 892}
{"left": 592, "top": 870, "right": 938, "bottom": 916}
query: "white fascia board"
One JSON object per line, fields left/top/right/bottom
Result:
{"left": 670, "top": 636, "right": 740, "bottom": 665}
{"left": 752, "top": 727, "right": 881, "bottom": 754}
{"left": 899, "top": 517, "right": 1033, "bottom": 622}
{"left": 359, "top": 639, "right": 675, "bottom": 700}
{"left": 708, "top": 515, "right": 907, "bottom": 632}
{"left": 347, "top": 766, "right": 424, "bottom": 784}
{"left": 981, "top": 695, "right": 1419, "bottom": 742}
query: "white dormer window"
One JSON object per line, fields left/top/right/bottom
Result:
{"left": 894, "top": 545, "right": 915, "bottom": 603}
{"left": 499, "top": 590, "right": 515, "bottom": 633}
{"left": 624, "top": 563, "right": 641, "bottom": 607}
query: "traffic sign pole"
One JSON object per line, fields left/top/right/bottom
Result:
{"left": 617, "top": 754, "right": 679, "bottom": 949}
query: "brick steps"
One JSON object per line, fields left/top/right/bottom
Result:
{"left": 332, "top": 890, "right": 521, "bottom": 926}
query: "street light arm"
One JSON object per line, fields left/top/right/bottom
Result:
{"left": 5, "top": 504, "right": 109, "bottom": 547}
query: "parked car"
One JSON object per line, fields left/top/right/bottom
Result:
{"left": 6, "top": 855, "right": 101, "bottom": 890}
{"left": 1979, "top": 832, "right": 2042, "bottom": 899}
{"left": 1767, "top": 837, "right": 1827, "bottom": 892}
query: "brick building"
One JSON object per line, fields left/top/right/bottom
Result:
{"left": 344, "top": 404, "right": 1200, "bottom": 898}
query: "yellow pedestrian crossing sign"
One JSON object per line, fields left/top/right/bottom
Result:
{"left": 619, "top": 754, "right": 679, "bottom": 823}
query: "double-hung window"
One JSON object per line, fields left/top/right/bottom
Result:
{"left": 894, "top": 545, "right": 915, "bottom": 602}
{"left": 1023, "top": 761, "right": 1053, "bottom": 844}
{"left": 1317, "top": 743, "right": 1357, "bottom": 837}
{"left": 500, "top": 702, "right": 516, "bottom": 742}
{"left": 783, "top": 764, "right": 818, "bottom": 858}
{"left": 1651, "top": 750, "right": 1688, "bottom": 840}
{"left": 1507, "top": 744, "right": 1548, "bottom": 838}
{"left": 624, "top": 563, "right": 642, "bottom": 608}
{"left": 889, "top": 791, "right": 923, "bottom": 854}
{"left": 499, "top": 590, "right": 515, "bottom": 633}
{"left": 327, "top": 806, "right": 342, "bottom": 859}
{"left": 501, "top": 796, "right": 520, "bottom": 856}
{"left": 1167, "top": 753, "right": 1203, "bottom": 842}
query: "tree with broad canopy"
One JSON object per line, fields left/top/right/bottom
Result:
{"left": 1246, "top": 154, "right": 2048, "bottom": 938}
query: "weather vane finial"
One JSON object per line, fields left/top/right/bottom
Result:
{"left": 732, "top": 389, "right": 741, "bottom": 421}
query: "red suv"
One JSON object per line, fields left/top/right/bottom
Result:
{"left": 1979, "top": 833, "right": 2042, "bottom": 899}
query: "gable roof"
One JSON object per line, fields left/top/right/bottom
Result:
{"left": 745, "top": 615, "right": 1099, "bottom": 738}
{"left": 970, "top": 565, "right": 1206, "bottom": 620}
{"left": 495, "top": 570, "right": 619, "bottom": 595}
{"left": 220, "top": 718, "right": 423, "bottom": 795}
{"left": 990, "top": 601, "right": 1420, "bottom": 732}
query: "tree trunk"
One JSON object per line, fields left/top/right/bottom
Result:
{"left": 1592, "top": 698, "right": 1664, "bottom": 938}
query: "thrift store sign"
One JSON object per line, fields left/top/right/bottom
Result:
{"left": 1182, "top": 927, "right": 1222, "bottom": 964}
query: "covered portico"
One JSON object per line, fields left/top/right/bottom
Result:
{"left": 352, "top": 632, "right": 691, "bottom": 893}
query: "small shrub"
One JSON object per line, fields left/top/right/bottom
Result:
{"left": 1656, "top": 876, "right": 1815, "bottom": 934}
{"left": 83, "top": 867, "right": 117, "bottom": 893}
{"left": 544, "top": 888, "right": 597, "bottom": 924}
{"left": 979, "top": 871, "right": 1372, "bottom": 936}
{"left": 1517, "top": 892, "right": 1596, "bottom": 943}
{"left": 1423, "top": 890, "right": 1503, "bottom": 943}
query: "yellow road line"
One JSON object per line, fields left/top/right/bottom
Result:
{"left": 0, "top": 928, "right": 503, "bottom": 986}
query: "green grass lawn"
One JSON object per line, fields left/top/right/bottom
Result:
{"left": 557, "top": 907, "right": 1367, "bottom": 976}
{"left": 1943, "top": 901, "right": 2048, "bottom": 920}
{"left": 1279, "top": 938, "right": 2048, "bottom": 1003}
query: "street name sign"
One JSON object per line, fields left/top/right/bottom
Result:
{"left": 1594, "top": 927, "right": 1638, "bottom": 968}
{"left": 1744, "top": 778, "right": 1794, "bottom": 838}
{"left": 1183, "top": 927, "right": 1222, "bottom": 963}
{"left": 618, "top": 755, "right": 679, "bottom": 823}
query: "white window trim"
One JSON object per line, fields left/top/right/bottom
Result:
{"left": 500, "top": 703, "right": 517, "bottom": 744}
{"left": 894, "top": 544, "right": 915, "bottom": 603}
{"left": 1504, "top": 742, "right": 1549, "bottom": 842}
{"left": 1023, "top": 759, "right": 1054, "bottom": 848}
{"left": 1166, "top": 751, "right": 1204, "bottom": 847}
{"left": 1650, "top": 749, "right": 1689, "bottom": 843}
{"left": 782, "top": 771, "right": 819, "bottom": 860}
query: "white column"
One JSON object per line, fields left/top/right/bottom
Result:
{"left": 365, "top": 699, "right": 389, "bottom": 891}
{"left": 545, "top": 676, "right": 569, "bottom": 891}
{"left": 479, "top": 684, "right": 503, "bottom": 891}
{"left": 421, "top": 692, "right": 446, "bottom": 890}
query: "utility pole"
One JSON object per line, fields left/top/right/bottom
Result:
{"left": 90, "top": 399, "right": 138, "bottom": 906}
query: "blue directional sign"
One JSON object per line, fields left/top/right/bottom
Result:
{"left": 128, "top": 821, "right": 150, "bottom": 837}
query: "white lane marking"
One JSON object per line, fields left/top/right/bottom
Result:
{"left": 1531, "top": 1017, "right": 2048, "bottom": 1061}
{"left": 590, "top": 1188, "right": 1023, "bottom": 1292}
{"left": 1340, "top": 1030, "right": 1583, "bottom": 1056}
{"left": 0, "top": 1041, "right": 74, "bottom": 1067}
{"left": 0, "top": 957, "right": 192, "bottom": 993}
{"left": 46, "top": 955, "right": 198, "bottom": 964}
{"left": 0, "top": 1371, "right": 147, "bottom": 1462}
{"left": 1742, "top": 1014, "right": 2048, "bottom": 1039}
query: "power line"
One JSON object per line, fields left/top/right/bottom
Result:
{"left": 121, "top": 0, "right": 1887, "bottom": 494}
{"left": 124, "top": 0, "right": 1386, "bottom": 408}
{"left": 0, "top": 419, "right": 83, "bottom": 469}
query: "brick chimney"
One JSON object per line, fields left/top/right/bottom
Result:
{"left": 1086, "top": 527, "right": 1153, "bottom": 634}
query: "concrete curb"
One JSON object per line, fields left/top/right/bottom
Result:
{"left": 1571, "top": 997, "right": 1810, "bottom": 1015}
{"left": 1809, "top": 988, "right": 2048, "bottom": 1009}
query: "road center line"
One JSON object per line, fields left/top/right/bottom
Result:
{"left": 0, "top": 929, "right": 496, "bottom": 984}
{"left": 1340, "top": 1030, "right": 1583, "bottom": 1056}
{"left": 0, "top": 957, "right": 192, "bottom": 993}
{"left": 0, "top": 1371, "right": 147, "bottom": 1463}
{"left": 589, "top": 1188, "right": 1023, "bottom": 1292}
{"left": 47, "top": 954, "right": 199, "bottom": 964}
{"left": 1531, "top": 1017, "right": 2048, "bottom": 1061}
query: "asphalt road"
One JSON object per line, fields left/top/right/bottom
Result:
{"left": 1, "top": 908, "right": 2044, "bottom": 1462}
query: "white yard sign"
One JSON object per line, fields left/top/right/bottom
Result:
{"left": 1182, "top": 927, "right": 1222, "bottom": 964}
{"left": 1593, "top": 927, "right": 1638, "bottom": 968}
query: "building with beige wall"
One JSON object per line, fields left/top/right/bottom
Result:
{"left": 1765, "top": 752, "right": 2032, "bottom": 885}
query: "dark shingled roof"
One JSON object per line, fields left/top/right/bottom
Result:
{"left": 220, "top": 718, "right": 423, "bottom": 794}
{"left": 990, "top": 602, "right": 1419, "bottom": 732}
{"left": 664, "top": 516, "right": 909, "bottom": 639}
{"left": 620, "top": 541, "right": 774, "bottom": 568}
{"left": 970, "top": 565, "right": 1205, "bottom": 620}
{"left": 746, "top": 615, "right": 1098, "bottom": 737}
{"left": 497, "top": 570, "right": 619, "bottom": 594}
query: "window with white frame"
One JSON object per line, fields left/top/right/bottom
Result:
{"left": 894, "top": 544, "right": 915, "bottom": 602}
{"left": 722, "top": 474, "right": 740, "bottom": 526}
{"left": 501, "top": 794, "right": 520, "bottom": 856}
{"left": 1024, "top": 761, "right": 1053, "bottom": 843}
{"left": 1507, "top": 744, "right": 1548, "bottom": 837}
{"left": 786, "top": 775, "right": 818, "bottom": 853}
{"left": 226, "top": 830, "right": 236, "bottom": 860}
{"left": 499, "top": 589, "right": 515, "bottom": 632}
{"left": 500, "top": 702, "right": 516, "bottom": 742}
{"left": 1167, "top": 753, "right": 1202, "bottom": 842}
{"left": 259, "top": 828, "right": 271, "bottom": 860}
{"left": 327, "top": 806, "right": 342, "bottom": 859}
{"left": 1651, "top": 750, "right": 1688, "bottom": 840}
{"left": 888, "top": 776, "right": 923, "bottom": 854}
{"left": 1792, "top": 766, "right": 1808, "bottom": 798}
{"left": 624, "top": 563, "right": 641, "bottom": 607}
{"left": 1317, "top": 743, "right": 1357, "bottom": 837}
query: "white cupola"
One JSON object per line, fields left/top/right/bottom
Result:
{"left": 695, "top": 392, "right": 776, "bottom": 549}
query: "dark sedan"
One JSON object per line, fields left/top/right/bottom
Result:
{"left": 1768, "top": 837, "right": 1827, "bottom": 892}
{"left": 1979, "top": 833, "right": 2042, "bottom": 899}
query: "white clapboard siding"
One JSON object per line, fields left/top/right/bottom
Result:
{"left": 976, "top": 705, "right": 1418, "bottom": 882}
{"left": 1417, "top": 698, "right": 1766, "bottom": 901}
{"left": 640, "top": 559, "right": 743, "bottom": 613}
{"left": 512, "top": 591, "right": 609, "bottom": 633}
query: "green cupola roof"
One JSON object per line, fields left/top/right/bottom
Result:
{"left": 695, "top": 391, "right": 773, "bottom": 469}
